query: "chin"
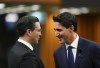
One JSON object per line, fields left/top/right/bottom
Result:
{"left": 32, "top": 41, "right": 38, "bottom": 45}
{"left": 36, "top": 41, "right": 39, "bottom": 44}
{"left": 59, "top": 41, "right": 64, "bottom": 44}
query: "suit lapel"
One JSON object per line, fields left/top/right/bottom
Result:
{"left": 16, "top": 41, "right": 44, "bottom": 68}
{"left": 75, "top": 38, "right": 85, "bottom": 68}
{"left": 60, "top": 44, "right": 69, "bottom": 68}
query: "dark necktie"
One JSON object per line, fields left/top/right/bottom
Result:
{"left": 68, "top": 46, "right": 75, "bottom": 68}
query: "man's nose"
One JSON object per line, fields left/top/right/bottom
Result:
{"left": 39, "top": 32, "right": 42, "bottom": 36}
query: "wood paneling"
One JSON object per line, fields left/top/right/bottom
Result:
{"left": 76, "top": 14, "right": 100, "bottom": 43}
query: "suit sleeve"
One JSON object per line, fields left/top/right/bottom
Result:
{"left": 19, "top": 53, "right": 38, "bottom": 68}
{"left": 54, "top": 51, "right": 59, "bottom": 68}
{"left": 92, "top": 44, "right": 100, "bottom": 68}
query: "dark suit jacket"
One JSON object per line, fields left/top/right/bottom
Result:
{"left": 54, "top": 37, "right": 100, "bottom": 68}
{"left": 8, "top": 41, "right": 44, "bottom": 68}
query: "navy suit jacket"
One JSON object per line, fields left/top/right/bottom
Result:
{"left": 8, "top": 41, "right": 44, "bottom": 68}
{"left": 54, "top": 37, "right": 100, "bottom": 68}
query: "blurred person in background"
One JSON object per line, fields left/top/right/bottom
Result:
{"left": 53, "top": 12, "right": 100, "bottom": 68}
{"left": 8, "top": 16, "right": 44, "bottom": 68}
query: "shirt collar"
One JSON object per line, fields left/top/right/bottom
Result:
{"left": 18, "top": 39, "right": 33, "bottom": 51}
{"left": 65, "top": 35, "right": 79, "bottom": 49}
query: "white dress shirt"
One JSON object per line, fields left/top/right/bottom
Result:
{"left": 18, "top": 39, "right": 33, "bottom": 51}
{"left": 65, "top": 35, "right": 79, "bottom": 62}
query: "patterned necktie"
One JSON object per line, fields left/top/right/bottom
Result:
{"left": 68, "top": 46, "right": 75, "bottom": 68}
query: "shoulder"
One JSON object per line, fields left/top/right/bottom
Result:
{"left": 9, "top": 41, "right": 32, "bottom": 58}
{"left": 79, "top": 37, "right": 99, "bottom": 45}
{"left": 54, "top": 43, "right": 65, "bottom": 54}
{"left": 79, "top": 37, "right": 100, "bottom": 50}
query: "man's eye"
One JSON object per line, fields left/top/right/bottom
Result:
{"left": 54, "top": 29, "right": 62, "bottom": 32}
{"left": 57, "top": 29, "right": 62, "bottom": 31}
{"left": 37, "top": 29, "right": 42, "bottom": 32}
{"left": 35, "top": 29, "right": 42, "bottom": 32}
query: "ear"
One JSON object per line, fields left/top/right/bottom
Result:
{"left": 69, "top": 25, "right": 74, "bottom": 31}
{"left": 26, "top": 29, "right": 32, "bottom": 37}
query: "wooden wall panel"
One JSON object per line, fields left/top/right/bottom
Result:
{"left": 76, "top": 14, "right": 100, "bottom": 43}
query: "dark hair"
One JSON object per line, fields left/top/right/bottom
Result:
{"left": 16, "top": 16, "right": 39, "bottom": 36}
{"left": 53, "top": 12, "right": 77, "bottom": 32}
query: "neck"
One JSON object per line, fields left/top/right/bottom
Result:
{"left": 66, "top": 32, "right": 77, "bottom": 45}
{"left": 19, "top": 36, "right": 31, "bottom": 45}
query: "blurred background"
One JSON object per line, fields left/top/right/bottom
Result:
{"left": 0, "top": 0, "right": 100, "bottom": 68}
